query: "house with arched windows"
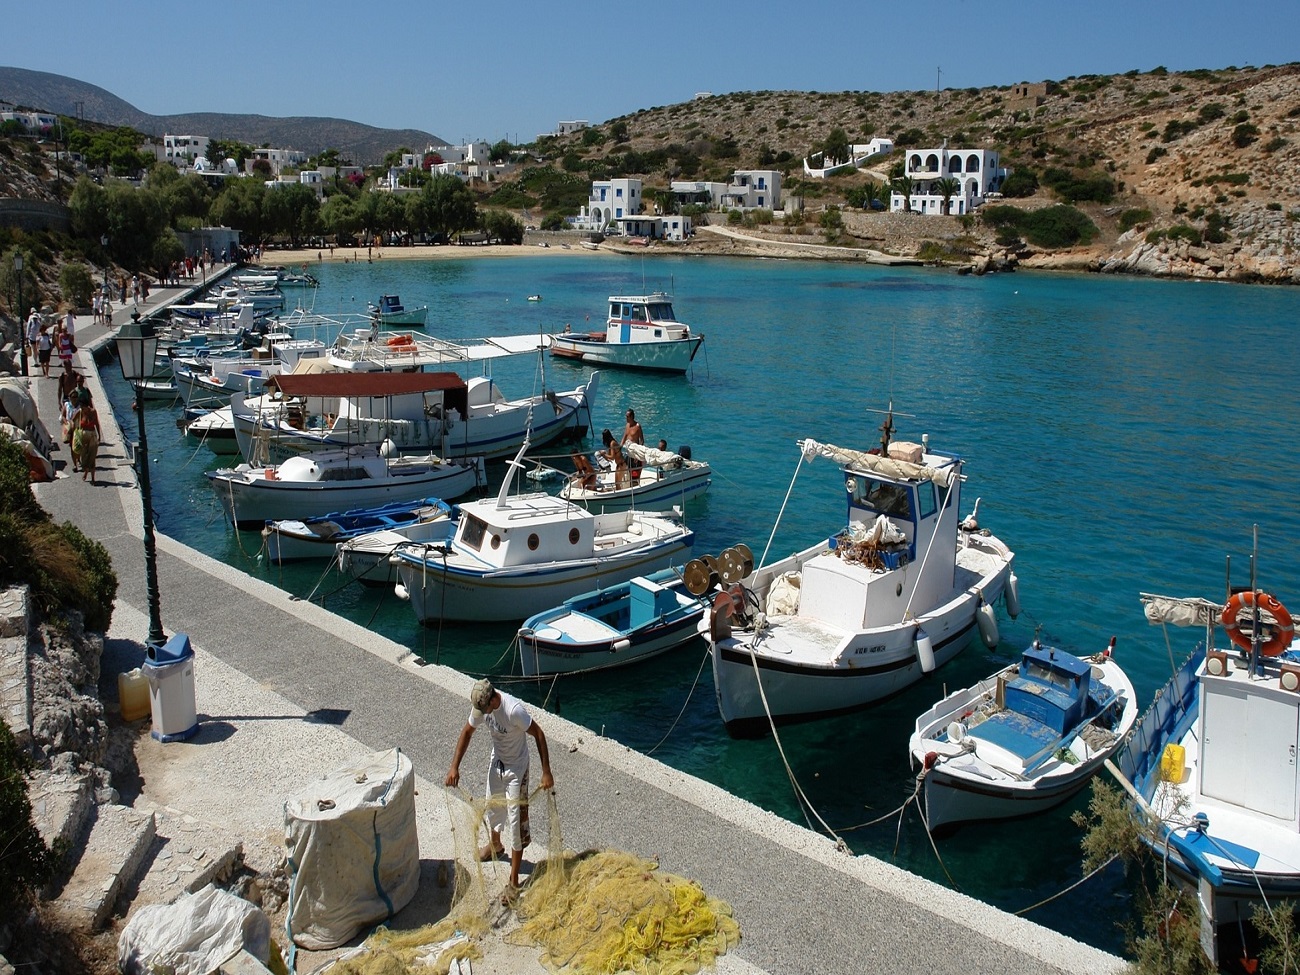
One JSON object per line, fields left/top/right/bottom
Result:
{"left": 890, "top": 145, "right": 1007, "bottom": 216}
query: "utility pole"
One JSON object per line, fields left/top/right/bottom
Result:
{"left": 936, "top": 67, "right": 942, "bottom": 95}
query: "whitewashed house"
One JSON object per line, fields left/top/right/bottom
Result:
{"left": 670, "top": 180, "right": 729, "bottom": 209}
{"left": 246, "top": 147, "right": 308, "bottom": 177}
{"left": 570, "top": 178, "right": 642, "bottom": 232}
{"left": 722, "top": 170, "right": 780, "bottom": 210}
{"left": 617, "top": 214, "right": 693, "bottom": 242}
{"left": 890, "top": 146, "right": 1006, "bottom": 215}
{"left": 164, "top": 134, "right": 210, "bottom": 168}
{"left": 803, "top": 138, "right": 894, "bottom": 179}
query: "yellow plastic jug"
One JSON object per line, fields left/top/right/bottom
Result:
{"left": 1160, "top": 743, "right": 1186, "bottom": 783}
{"left": 118, "top": 668, "right": 151, "bottom": 722}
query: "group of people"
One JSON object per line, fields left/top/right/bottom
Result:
{"left": 57, "top": 361, "right": 101, "bottom": 482}
{"left": 24, "top": 307, "right": 77, "bottom": 378}
{"left": 570, "top": 408, "right": 663, "bottom": 490}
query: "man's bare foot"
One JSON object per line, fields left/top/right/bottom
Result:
{"left": 478, "top": 843, "right": 505, "bottom": 862}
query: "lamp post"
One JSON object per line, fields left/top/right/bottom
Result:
{"left": 117, "top": 312, "right": 166, "bottom": 648}
{"left": 14, "top": 253, "right": 26, "bottom": 377}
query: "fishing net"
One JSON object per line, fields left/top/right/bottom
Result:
{"left": 322, "top": 786, "right": 740, "bottom": 975}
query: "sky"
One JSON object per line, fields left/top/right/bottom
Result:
{"left": 4, "top": 0, "right": 1298, "bottom": 147}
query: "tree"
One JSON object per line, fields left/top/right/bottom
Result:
{"left": 210, "top": 178, "right": 268, "bottom": 244}
{"left": 822, "top": 127, "right": 851, "bottom": 166}
{"left": 421, "top": 174, "right": 478, "bottom": 238}
{"left": 935, "top": 177, "right": 960, "bottom": 215}
{"left": 58, "top": 262, "right": 94, "bottom": 308}
{"left": 482, "top": 210, "right": 523, "bottom": 244}
{"left": 890, "top": 174, "right": 914, "bottom": 212}
{"left": 489, "top": 140, "right": 514, "bottom": 163}
{"left": 262, "top": 183, "right": 320, "bottom": 245}
{"left": 151, "top": 229, "right": 186, "bottom": 280}
{"left": 610, "top": 121, "right": 629, "bottom": 143}
{"left": 320, "top": 194, "right": 360, "bottom": 242}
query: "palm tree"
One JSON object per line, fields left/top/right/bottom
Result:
{"left": 890, "top": 175, "right": 914, "bottom": 213}
{"left": 936, "top": 177, "right": 960, "bottom": 215}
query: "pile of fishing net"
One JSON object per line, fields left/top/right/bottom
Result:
{"left": 509, "top": 847, "right": 741, "bottom": 975}
{"left": 320, "top": 790, "right": 740, "bottom": 975}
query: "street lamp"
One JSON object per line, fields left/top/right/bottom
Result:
{"left": 117, "top": 312, "right": 165, "bottom": 649}
{"left": 14, "top": 253, "right": 26, "bottom": 377}
{"left": 100, "top": 236, "right": 110, "bottom": 326}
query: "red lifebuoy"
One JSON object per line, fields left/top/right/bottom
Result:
{"left": 1222, "top": 591, "right": 1295, "bottom": 657}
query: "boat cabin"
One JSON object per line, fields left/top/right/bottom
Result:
{"left": 1002, "top": 644, "right": 1093, "bottom": 735}
{"left": 453, "top": 495, "right": 621, "bottom": 568}
{"left": 605, "top": 293, "right": 693, "bottom": 344}
{"left": 376, "top": 295, "right": 407, "bottom": 315}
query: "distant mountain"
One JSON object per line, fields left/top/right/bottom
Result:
{"left": 0, "top": 66, "right": 442, "bottom": 164}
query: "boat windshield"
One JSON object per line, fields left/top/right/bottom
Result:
{"left": 851, "top": 477, "right": 912, "bottom": 518}
{"left": 646, "top": 302, "right": 676, "bottom": 322}
{"left": 460, "top": 513, "right": 489, "bottom": 551}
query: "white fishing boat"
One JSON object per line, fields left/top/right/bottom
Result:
{"left": 517, "top": 565, "right": 706, "bottom": 676}
{"left": 392, "top": 442, "right": 694, "bottom": 623}
{"left": 702, "top": 424, "right": 1020, "bottom": 737}
{"left": 335, "top": 515, "right": 458, "bottom": 587}
{"left": 263, "top": 496, "right": 452, "bottom": 564}
{"left": 232, "top": 367, "right": 598, "bottom": 465}
{"left": 183, "top": 406, "right": 240, "bottom": 454}
{"left": 369, "top": 294, "right": 428, "bottom": 328}
{"left": 558, "top": 442, "right": 712, "bottom": 512}
{"left": 206, "top": 444, "right": 485, "bottom": 531}
{"left": 910, "top": 639, "right": 1136, "bottom": 832}
{"left": 173, "top": 338, "right": 329, "bottom": 408}
{"left": 1112, "top": 585, "right": 1300, "bottom": 965}
{"left": 547, "top": 293, "right": 703, "bottom": 374}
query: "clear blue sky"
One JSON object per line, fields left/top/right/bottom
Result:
{"left": 4, "top": 0, "right": 1297, "bottom": 147}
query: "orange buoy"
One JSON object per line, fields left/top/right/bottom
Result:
{"left": 1222, "top": 590, "right": 1294, "bottom": 656}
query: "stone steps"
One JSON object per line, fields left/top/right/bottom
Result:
{"left": 48, "top": 803, "right": 156, "bottom": 931}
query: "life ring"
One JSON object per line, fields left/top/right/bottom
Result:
{"left": 1222, "top": 590, "right": 1294, "bottom": 657}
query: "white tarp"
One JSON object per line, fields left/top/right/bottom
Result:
{"left": 624, "top": 442, "right": 680, "bottom": 467}
{"left": 1140, "top": 593, "right": 1223, "bottom": 628}
{"left": 284, "top": 747, "right": 420, "bottom": 949}
{"left": 117, "top": 885, "right": 271, "bottom": 975}
{"left": 799, "top": 438, "right": 954, "bottom": 488}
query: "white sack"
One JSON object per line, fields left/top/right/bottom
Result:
{"left": 117, "top": 885, "right": 271, "bottom": 975}
{"left": 284, "top": 747, "right": 419, "bottom": 949}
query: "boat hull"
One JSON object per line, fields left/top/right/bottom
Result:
{"left": 562, "top": 462, "right": 712, "bottom": 513}
{"left": 336, "top": 520, "right": 458, "bottom": 586}
{"left": 549, "top": 334, "right": 702, "bottom": 374}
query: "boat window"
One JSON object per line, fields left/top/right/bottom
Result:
{"left": 609, "top": 302, "right": 622, "bottom": 319}
{"left": 631, "top": 305, "right": 647, "bottom": 322}
{"left": 490, "top": 535, "right": 501, "bottom": 549}
{"left": 528, "top": 533, "right": 540, "bottom": 551}
{"left": 647, "top": 302, "right": 676, "bottom": 321}
{"left": 916, "top": 482, "right": 937, "bottom": 519}
{"left": 461, "top": 514, "right": 488, "bottom": 550}
{"left": 855, "top": 477, "right": 911, "bottom": 518}
{"left": 1022, "top": 661, "right": 1078, "bottom": 691}
{"left": 569, "top": 527, "right": 581, "bottom": 545}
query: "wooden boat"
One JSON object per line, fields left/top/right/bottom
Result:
{"left": 335, "top": 514, "right": 458, "bottom": 587}
{"left": 547, "top": 293, "right": 703, "bottom": 374}
{"left": 910, "top": 640, "right": 1136, "bottom": 832}
{"left": 206, "top": 445, "right": 485, "bottom": 531}
{"left": 517, "top": 566, "right": 706, "bottom": 676}
{"left": 392, "top": 442, "right": 693, "bottom": 623}
{"left": 558, "top": 442, "right": 711, "bottom": 512}
{"left": 703, "top": 424, "right": 1020, "bottom": 737}
{"left": 1112, "top": 587, "right": 1300, "bottom": 966}
{"left": 262, "top": 496, "right": 452, "bottom": 564}
{"left": 369, "top": 294, "right": 428, "bottom": 328}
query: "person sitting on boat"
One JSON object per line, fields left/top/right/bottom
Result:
{"left": 602, "top": 429, "right": 631, "bottom": 490}
{"left": 570, "top": 452, "right": 598, "bottom": 489}
{"left": 445, "top": 679, "right": 553, "bottom": 901}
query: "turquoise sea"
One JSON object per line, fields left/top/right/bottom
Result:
{"left": 102, "top": 252, "right": 1300, "bottom": 956}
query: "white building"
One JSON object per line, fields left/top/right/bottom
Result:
{"left": 803, "top": 139, "right": 894, "bottom": 179}
{"left": 0, "top": 111, "right": 57, "bottom": 132}
{"left": 164, "top": 134, "right": 209, "bottom": 168}
{"left": 556, "top": 120, "right": 588, "bottom": 137}
{"left": 575, "top": 178, "right": 642, "bottom": 230}
{"left": 670, "top": 180, "right": 729, "bottom": 209}
{"left": 722, "top": 170, "right": 780, "bottom": 210}
{"left": 617, "top": 214, "right": 693, "bottom": 242}
{"left": 890, "top": 146, "right": 1006, "bottom": 216}
{"left": 245, "top": 147, "right": 308, "bottom": 177}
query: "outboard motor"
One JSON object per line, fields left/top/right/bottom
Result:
{"left": 678, "top": 445, "right": 692, "bottom": 460}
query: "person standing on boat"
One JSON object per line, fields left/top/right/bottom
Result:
{"left": 445, "top": 679, "right": 553, "bottom": 899}
{"left": 621, "top": 409, "right": 644, "bottom": 447}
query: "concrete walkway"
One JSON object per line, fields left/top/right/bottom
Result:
{"left": 26, "top": 272, "right": 1124, "bottom": 975}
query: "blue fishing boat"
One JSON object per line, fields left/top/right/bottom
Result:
{"left": 517, "top": 566, "right": 706, "bottom": 676}
{"left": 262, "top": 496, "right": 453, "bottom": 564}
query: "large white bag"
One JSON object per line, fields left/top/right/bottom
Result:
{"left": 284, "top": 747, "right": 420, "bottom": 949}
{"left": 118, "top": 885, "right": 271, "bottom": 975}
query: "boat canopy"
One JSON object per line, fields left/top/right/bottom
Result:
{"left": 267, "top": 372, "right": 468, "bottom": 397}
{"left": 799, "top": 438, "right": 955, "bottom": 488}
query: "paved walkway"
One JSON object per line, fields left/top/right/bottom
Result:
{"left": 25, "top": 272, "right": 1124, "bottom": 975}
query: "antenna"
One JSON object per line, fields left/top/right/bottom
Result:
{"left": 936, "top": 67, "right": 941, "bottom": 95}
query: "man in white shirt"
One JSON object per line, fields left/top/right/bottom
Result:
{"left": 446, "top": 678, "right": 554, "bottom": 895}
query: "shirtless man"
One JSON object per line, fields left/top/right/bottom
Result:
{"left": 621, "top": 409, "right": 644, "bottom": 447}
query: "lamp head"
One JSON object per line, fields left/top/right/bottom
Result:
{"left": 13, "top": 254, "right": 22, "bottom": 271}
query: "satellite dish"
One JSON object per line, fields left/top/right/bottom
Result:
{"left": 683, "top": 559, "right": 713, "bottom": 596}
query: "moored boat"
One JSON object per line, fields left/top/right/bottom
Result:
{"left": 206, "top": 444, "right": 485, "bottom": 531}
{"left": 369, "top": 294, "right": 428, "bottom": 328}
{"left": 558, "top": 442, "right": 711, "bottom": 512}
{"left": 703, "top": 424, "right": 1019, "bottom": 737}
{"left": 548, "top": 293, "right": 703, "bottom": 374}
{"left": 392, "top": 442, "right": 694, "bottom": 623}
{"left": 262, "top": 496, "right": 452, "bottom": 564}
{"left": 517, "top": 566, "right": 706, "bottom": 676}
{"left": 910, "top": 639, "right": 1136, "bottom": 832}
{"left": 1111, "top": 585, "right": 1300, "bottom": 965}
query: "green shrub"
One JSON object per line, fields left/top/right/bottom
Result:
{"left": 1263, "top": 137, "right": 1288, "bottom": 153}
{"left": 1041, "top": 168, "right": 1115, "bottom": 203}
{"left": 58, "top": 262, "right": 94, "bottom": 308}
{"left": 1231, "top": 123, "right": 1259, "bottom": 148}
{"left": 1145, "top": 146, "right": 1167, "bottom": 165}
{"left": 0, "top": 718, "right": 52, "bottom": 910}
{"left": 1267, "top": 202, "right": 1283, "bottom": 211}
{"left": 981, "top": 204, "right": 1097, "bottom": 248}
{"left": 1118, "top": 208, "right": 1153, "bottom": 232}
{"left": 1204, "top": 211, "right": 1230, "bottom": 244}
{"left": 1000, "top": 169, "right": 1038, "bottom": 198}
{"left": 1167, "top": 224, "right": 1203, "bottom": 245}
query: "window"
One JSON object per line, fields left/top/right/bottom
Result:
{"left": 966, "top": 155, "right": 981, "bottom": 173}
{"left": 916, "top": 483, "right": 937, "bottom": 520}
{"left": 527, "top": 533, "right": 540, "bottom": 551}
{"left": 616, "top": 188, "right": 623, "bottom": 198}
{"left": 758, "top": 177, "right": 766, "bottom": 189}
{"left": 569, "top": 527, "right": 581, "bottom": 545}
{"left": 461, "top": 515, "right": 488, "bottom": 551}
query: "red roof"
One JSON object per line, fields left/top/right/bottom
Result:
{"left": 268, "top": 372, "right": 466, "bottom": 397}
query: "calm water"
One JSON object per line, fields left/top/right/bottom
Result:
{"left": 104, "top": 253, "right": 1300, "bottom": 955}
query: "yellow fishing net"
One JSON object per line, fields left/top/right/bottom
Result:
{"left": 322, "top": 787, "right": 740, "bottom": 975}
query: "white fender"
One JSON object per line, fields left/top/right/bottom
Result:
{"left": 976, "top": 601, "right": 999, "bottom": 649}
{"left": 1004, "top": 572, "right": 1021, "bottom": 619}
{"left": 394, "top": 581, "right": 410, "bottom": 601}
{"left": 914, "top": 626, "right": 936, "bottom": 673}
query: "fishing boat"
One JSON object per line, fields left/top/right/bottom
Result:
{"left": 547, "top": 293, "right": 703, "bottom": 374}
{"left": 910, "top": 639, "right": 1136, "bottom": 832}
{"left": 517, "top": 566, "right": 706, "bottom": 676}
{"left": 262, "top": 496, "right": 453, "bottom": 564}
{"left": 231, "top": 368, "right": 598, "bottom": 465}
{"left": 558, "top": 442, "right": 712, "bottom": 512}
{"left": 183, "top": 406, "right": 240, "bottom": 454}
{"left": 392, "top": 442, "right": 694, "bottom": 623}
{"left": 1112, "top": 585, "right": 1300, "bottom": 965}
{"left": 206, "top": 444, "right": 485, "bottom": 531}
{"left": 702, "top": 423, "right": 1020, "bottom": 737}
{"left": 335, "top": 514, "right": 458, "bottom": 587}
{"left": 369, "top": 294, "right": 428, "bottom": 329}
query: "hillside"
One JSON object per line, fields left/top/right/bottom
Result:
{"left": 0, "top": 66, "right": 440, "bottom": 164}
